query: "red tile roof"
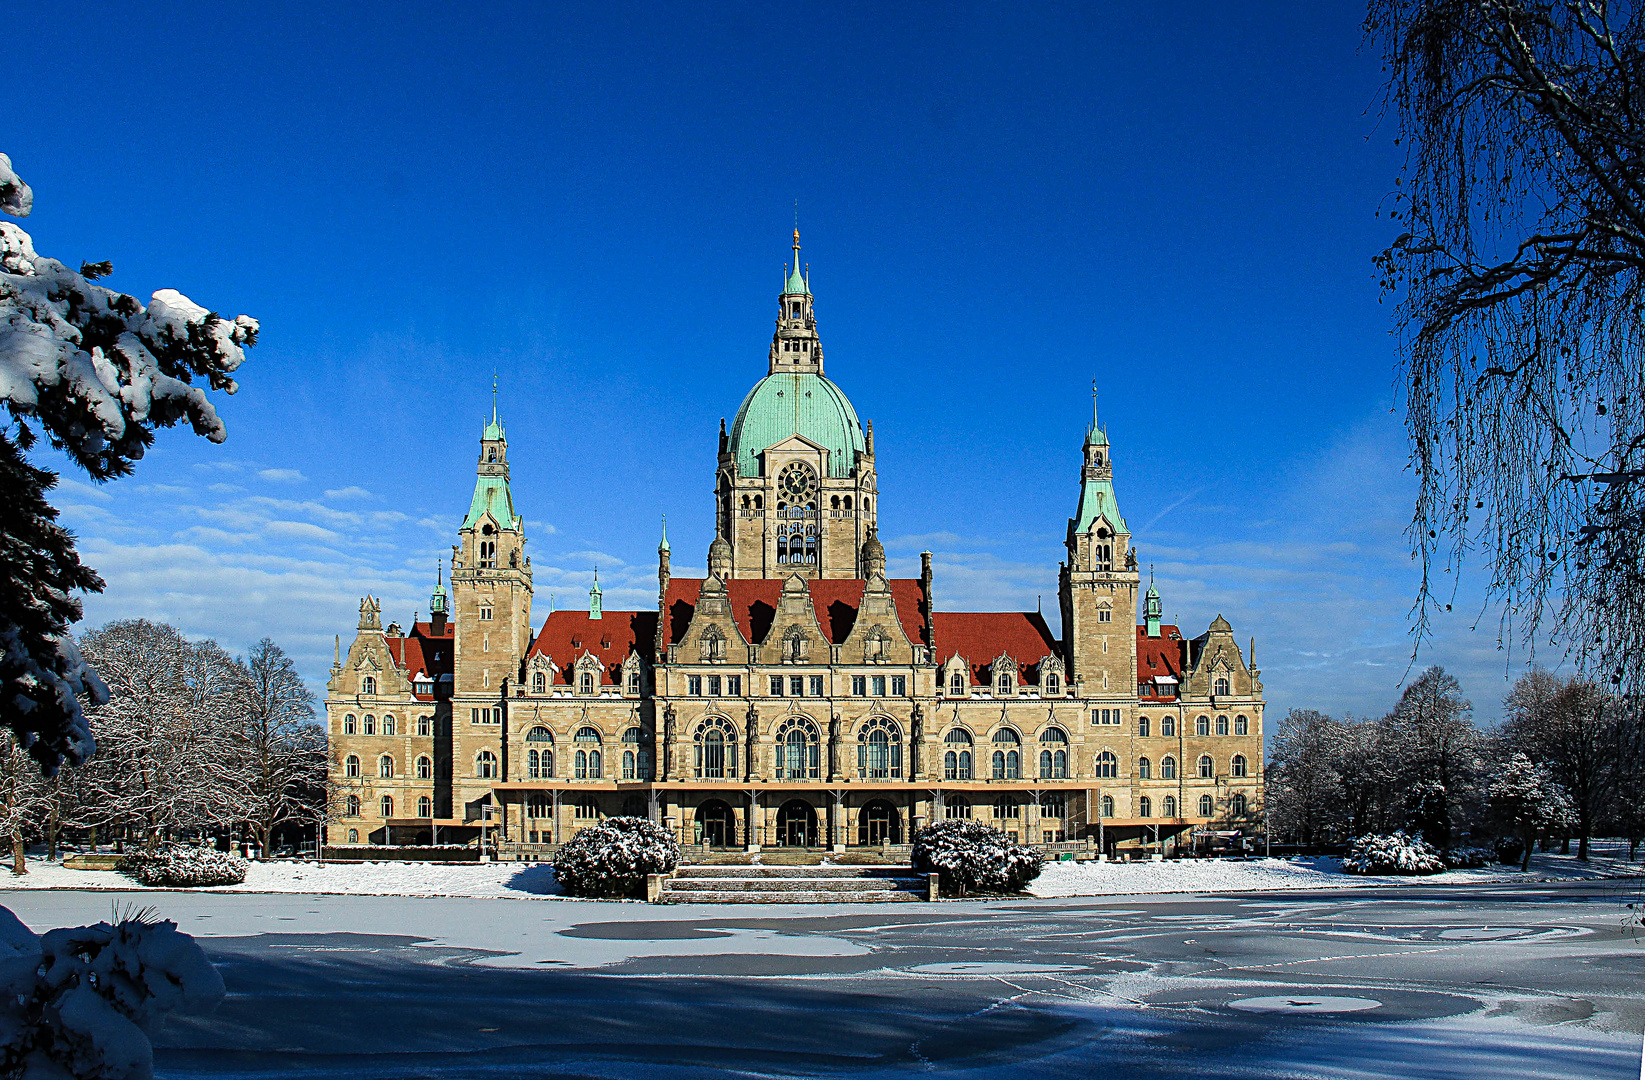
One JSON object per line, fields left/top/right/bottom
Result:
{"left": 932, "top": 612, "right": 1061, "bottom": 685}
{"left": 525, "top": 610, "right": 658, "bottom": 686}
{"left": 385, "top": 622, "right": 455, "bottom": 700}
{"left": 663, "top": 578, "right": 928, "bottom": 648}
{"left": 1136, "top": 624, "right": 1185, "bottom": 700}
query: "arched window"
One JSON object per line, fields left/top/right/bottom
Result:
{"left": 1161, "top": 716, "right": 1176, "bottom": 737}
{"left": 694, "top": 716, "right": 737, "bottom": 779}
{"left": 1162, "top": 794, "right": 1177, "bottom": 817}
{"left": 1095, "top": 751, "right": 1118, "bottom": 778}
{"left": 623, "top": 727, "right": 650, "bottom": 780}
{"left": 1037, "top": 726, "right": 1068, "bottom": 780}
{"left": 990, "top": 728, "right": 1020, "bottom": 780}
{"left": 993, "top": 796, "right": 1021, "bottom": 820}
{"left": 417, "top": 754, "right": 432, "bottom": 779}
{"left": 623, "top": 750, "right": 637, "bottom": 779}
{"left": 345, "top": 795, "right": 360, "bottom": 817}
{"left": 1137, "top": 756, "right": 1151, "bottom": 779}
{"left": 857, "top": 715, "right": 902, "bottom": 779}
{"left": 1100, "top": 794, "right": 1115, "bottom": 818}
{"left": 344, "top": 755, "right": 360, "bottom": 778}
{"left": 579, "top": 671, "right": 595, "bottom": 695}
{"left": 363, "top": 714, "right": 376, "bottom": 736}
{"left": 528, "top": 748, "right": 542, "bottom": 779}
{"left": 1045, "top": 674, "right": 1061, "bottom": 696}
{"left": 943, "top": 729, "right": 972, "bottom": 780}
{"left": 945, "top": 796, "right": 972, "bottom": 819}
{"left": 533, "top": 671, "right": 546, "bottom": 693}
{"left": 1161, "top": 755, "right": 1177, "bottom": 780}
{"left": 776, "top": 717, "right": 821, "bottom": 781}
{"left": 1199, "top": 794, "right": 1215, "bottom": 817}
{"left": 378, "top": 755, "right": 394, "bottom": 778}
{"left": 346, "top": 828, "right": 359, "bottom": 843}
{"left": 526, "top": 725, "right": 554, "bottom": 745}
{"left": 382, "top": 715, "right": 396, "bottom": 735}
{"left": 996, "top": 673, "right": 1013, "bottom": 696}
{"left": 1198, "top": 754, "right": 1214, "bottom": 778}
{"left": 361, "top": 676, "right": 376, "bottom": 695}
{"left": 1230, "top": 792, "right": 1248, "bottom": 816}
{"left": 575, "top": 726, "right": 603, "bottom": 779}
{"left": 417, "top": 795, "right": 432, "bottom": 818}
{"left": 1214, "top": 676, "right": 1231, "bottom": 696}
{"left": 1138, "top": 795, "right": 1153, "bottom": 818}
{"left": 343, "top": 713, "right": 357, "bottom": 735}
{"left": 1234, "top": 714, "right": 1249, "bottom": 736}
{"left": 1231, "top": 754, "right": 1247, "bottom": 778}
{"left": 1196, "top": 715, "right": 1210, "bottom": 736}
{"left": 417, "top": 714, "right": 431, "bottom": 736}
{"left": 476, "top": 750, "right": 498, "bottom": 779}
{"left": 1138, "top": 715, "right": 1150, "bottom": 737}
{"left": 380, "top": 795, "right": 393, "bottom": 818}
{"left": 949, "top": 671, "right": 965, "bottom": 696}
{"left": 830, "top": 495, "right": 840, "bottom": 510}
{"left": 1216, "top": 715, "right": 1229, "bottom": 736}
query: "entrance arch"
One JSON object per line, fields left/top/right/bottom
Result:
{"left": 857, "top": 799, "right": 902, "bottom": 845}
{"left": 694, "top": 799, "right": 736, "bottom": 847}
{"left": 775, "top": 799, "right": 818, "bottom": 848}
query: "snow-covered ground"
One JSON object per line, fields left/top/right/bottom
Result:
{"left": 0, "top": 843, "right": 1636, "bottom": 902}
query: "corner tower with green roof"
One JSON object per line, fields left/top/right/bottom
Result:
{"left": 718, "top": 230, "right": 880, "bottom": 579}
{"left": 1059, "top": 391, "right": 1139, "bottom": 701}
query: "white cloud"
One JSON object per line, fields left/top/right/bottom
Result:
{"left": 257, "top": 468, "right": 306, "bottom": 483}
{"left": 324, "top": 486, "right": 374, "bottom": 501}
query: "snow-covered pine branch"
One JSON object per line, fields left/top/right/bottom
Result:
{"left": 0, "top": 152, "right": 256, "bottom": 773}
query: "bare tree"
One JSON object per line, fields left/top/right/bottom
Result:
{"left": 221, "top": 639, "right": 324, "bottom": 854}
{"left": 1368, "top": 1, "right": 1645, "bottom": 696}
{"left": 1504, "top": 668, "right": 1623, "bottom": 857}
{"left": 0, "top": 735, "right": 48, "bottom": 873}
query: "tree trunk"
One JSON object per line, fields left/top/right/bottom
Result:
{"left": 1560, "top": 835, "right": 1571, "bottom": 855}
{"left": 46, "top": 800, "right": 58, "bottom": 861}
{"left": 1521, "top": 826, "right": 1534, "bottom": 873}
{"left": 1577, "top": 832, "right": 1590, "bottom": 862}
{"left": 12, "top": 836, "right": 25, "bottom": 875}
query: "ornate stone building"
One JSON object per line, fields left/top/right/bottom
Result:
{"left": 325, "top": 233, "right": 1265, "bottom": 856}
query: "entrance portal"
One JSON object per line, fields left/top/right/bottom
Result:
{"left": 857, "top": 799, "right": 902, "bottom": 845}
{"left": 775, "top": 799, "right": 818, "bottom": 847}
{"left": 694, "top": 799, "right": 736, "bottom": 847}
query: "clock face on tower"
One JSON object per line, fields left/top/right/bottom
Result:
{"left": 778, "top": 461, "right": 817, "bottom": 502}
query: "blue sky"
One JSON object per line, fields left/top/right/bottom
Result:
{"left": 14, "top": 2, "right": 1551, "bottom": 724}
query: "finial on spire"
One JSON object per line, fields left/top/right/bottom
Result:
{"left": 492, "top": 369, "right": 499, "bottom": 424}
{"left": 658, "top": 513, "right": 670, "bottom": 554}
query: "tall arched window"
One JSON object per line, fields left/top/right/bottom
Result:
{"left": 417, "top": 795, "right": 432, "bottom": 817}
{"left": 1234, "top": 714, "right": 1249, "bottom": 735}
{"left": 694, "top": 716, "right": 737, "bottom": 779}
{"left": 533, "top": 671, "right": 546, "bottom": 693}
{"left": 990, "top": 728, "right": 1020, "bottom": 780}
{"left": 1198, "top": 754, "right": 1214, "bottom": 778}
{"left": 476, "top": 750, "right": 498, "bottom": 779}
{"left": 1095, "top": 751, "right": 1118, "bottom": 778}
{"left": 345, "top": 795, "right": 359, "bottom": 816}
{"left": 996, "top": 672, "right": 1013, "bottom": 696}
{"left": 1161, "top": 755, "right": 1177, "bottom": 780}
{"left": 857, "top": 715, "right": 902, "bottom": 779}
{"left": 1138, "top": 795, "right": 1152, "bottom": 818}
{"left": 1230, "top": 792, "right": 1248, "bottom": 816}
{"left": 579, "top": 671, "right": 595, "bottom": 695}
{"left": 361, "top": 676, "right": 376, "bottom": 695}
{"left": 363, "top": 714, "right": 376, "bottom": 736}
{"left": 949, "top": 671, "right": 965, "bottom": 696}
{"left": 382, "top": 715, "right": 396, "bottom": 736}
{"left": 776, "top": 717, "right": 821, "bottom": 780}
{"left": 623, "top": 727, "right": 650, "bottom": 780}
{"left": 1199, "top": 794, "right": 1215, "bottom": 816}
{"left": 528, "top": 748, "right": 543, "bottom": 779}
{"left": 1045, "top": 673, "right": 1061, "bottom": 696}
{"left": 1138, "top": 715, "right": 1150, "bottom": 737}
{"left": 343, "top": 713, "right": 357, "bottom": 735}
{"left": 1216, "top": 715, "right": 1229, "bottom": 736}
{"left": 1162, "top": 794, "right": 1178, "bottom": 817}
{"left": 417, "top": 755, "right": 432, "bottom": 780}
{"left": 1196, "top": 715, "right": 1210, "bottom": 736}
{"left": 1137, "top": 756, "right": 1151, "bottom": 779}
{"left": 1161, "top": 715, "right": 1176, "bottom": 737}
{"left": 380, "top": 795, "right": 393, "bottom": 818}
{"left": 1231, "top": 754, "right": 1247, "bottom": 778}
{"left": 943, "top": 729, "right": 972, "bottom": 780}
{"left": 575, "top": 726, "right": 603, "bottom": 779}
{"left": 378, "top": 755, "right": 394, "bottom": 778}
{"left": 1100, "top": 794, "right": 1115, "bottom": 818}
{"left": 344, "top": 755, "right": 360, "bottom": 778}
{"left": 417, "top": 714, "right": 431, "bottom": 736}
{"left": 622, "top": 749, "right": 637, "bottom": 779}
{"left": 1038, "top": 727, "right": 1068, "bottom": 780}
{"left": 1214, "top": 676, "right": 1230, "bottom": 696}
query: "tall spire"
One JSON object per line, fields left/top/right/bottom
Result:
{"left": 784, "top": 228, "right": 810, "bottom": 296}
{"left": 1085, "top": 379, "right": 1107, "bottom": 448}
{"left": 589, "top": 567, "right": 603, "bottom": 620}
{"left": 658, "top": 514, "right": 670, "bottom": 554}
{"left": 1071, "top": 385, "right": 1126, "bottom": 537}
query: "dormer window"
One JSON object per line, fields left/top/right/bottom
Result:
{"left": 949, "top": 671, "right": 964, "bottom": 696}
{"left": 996, "top": 674, "right": 1012, "bottom": 696}
{"left": 533, "top": 671, "right": 546, "bottom": 693}
{"left": 579, "top": 671, "right": 595, "bottom": 695}
{"left": 1045, "top": 674, "right": 1061, "bottom": 696}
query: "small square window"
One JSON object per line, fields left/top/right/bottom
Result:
{"left": 688, "top": 675, "right": 703, "bottom": 696}
{"left": 1097, "top": 609, "right": 1112, "bottom": 623}
{"left": 852, "top": 675, "right": 866, "bottom": 696}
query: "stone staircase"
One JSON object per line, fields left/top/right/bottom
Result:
{"left": 656, "top": 863, "right": 933, "bottom": 904}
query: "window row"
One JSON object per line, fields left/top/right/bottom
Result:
{"left": 342, "top": 753, "right": 435, "bottom": 779}
{"left": 681, "top": 674, "right": 910, "bottom": 697}
{"left": 341, "top": 794, "right": 433, "bottom": 818}
{"left": 341, "top": 713, "right": 434, "bottom": 736}
{"left": 943, "top": 793, "right": 1066, "bottom": 820}
{"left": 945, "top": 672, "right": 1062, "bottom": 696}
{"left": 1129, "top": 714, "right": 1252, "bottom": 738}
{"left": 530, "top": 670, "right": 643, "bottom": 695}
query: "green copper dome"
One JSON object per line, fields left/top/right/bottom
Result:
{"left": 728, "top": 371, "right": 865, "bottom": 479}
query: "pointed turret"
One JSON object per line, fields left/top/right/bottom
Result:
{"left": 589, "top": 568, "right": 603, "bottom": 620}
{"left": 1144, "top": 566, "right": 1162, "bottom": 638}
{"left": 708, "top": 529, "right": 733, "bottom": 581}
{"left": 1071, "top": 386, "right": 1126, "bottom": 537}
{"left": 430, "top": 560, "right": 450, "bottom": 636}
{"left": 861, "top": 526, "right": 886, "bottom": 578}
{"left": 770, "top": 229, "right": 821, "bottom": 375}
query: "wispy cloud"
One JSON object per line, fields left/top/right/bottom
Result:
{"left": 257, "top": 468, "right": 306, "bottom": 483}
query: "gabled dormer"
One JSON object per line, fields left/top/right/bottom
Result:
{"left": 757, "top": 574, "right": 827, "bottom": 665}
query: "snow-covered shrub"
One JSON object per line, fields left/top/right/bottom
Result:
{"left": 0, "top": 903, "right": 224, "bottom": 1079}
{"left": 552, "top": 817, "right": 678, "bottom": 899}
{"left": 118, "top": 844, "right": 247, "bottom": 887}
{"left": 912, "top": 819, "right": 1042, "bottom": 896}
{"left": 1342, "top": 831, "right": 1446, "bottom": 875}
{"left": 1442, "top": 846, "right": 1493, "bottom": 869}
{"left": 1493, "top": 836, "right": 1527, "bottom": 866}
